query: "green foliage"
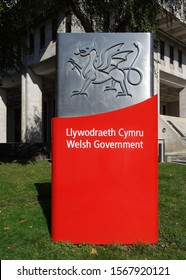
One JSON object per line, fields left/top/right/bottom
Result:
{"left": 0, "top": 1, "right": 23, "bottom": 74}
{"left": 0, "top": 161, "right": 186, "bottom": 259}
{"left": 69, "top": 0, "right": 159, "bottom": 32}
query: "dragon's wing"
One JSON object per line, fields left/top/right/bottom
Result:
{"left": 99, "top": 51, "right": 134, "bottom": 74}
{"left": 111, "top": 51, "right": 133, "bottom": 65}
{"left": 95, "top": 43, "right": 124, "bottom": 70}
{"left": 96, "top": 43, "right": 134, "bottom": 73}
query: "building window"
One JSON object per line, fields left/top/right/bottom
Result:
{"left": 160, "top": 40, "right": 164, "bottom": 60}
{"left": 29, "top": 33, "right": 34, "bottom": 54}
{"left": 178, "top": 50, "right": 182, "bottom": 68}
{"left": 40, "top": 25, "right": 45, "bottom": 49}
{"left": 14, "top": 108, "right": 21, "bottom": 142}
{"left": 162, "top": 104, "right": 167, "bottom": 116}
{"left": 169, "top": 45, "right": 174, "bottom": 64}
{"left": 52, "top": 18, "right": 58, "bottom": 41}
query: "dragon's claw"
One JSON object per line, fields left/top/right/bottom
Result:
{"left": 116, "top": 92, "right": 132, "bottom": 97}
{"left": 104, "top": 86, "right": 117, "bottom": 92}
{"left": 71, "top": 91, "right": 88, "bottom": 97}
{"left": 80, "top": 92, "right": 88, "bottom": 97}
{"left": 116, "top": 92, "right": 126, "bottom": 97}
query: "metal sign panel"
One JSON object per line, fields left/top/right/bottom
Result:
{"left": 57, "top": 33, "right": 153, "bottom": 116}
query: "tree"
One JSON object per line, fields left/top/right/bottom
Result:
{"left": 0, "top": 0, "right": 184, "bottom": 75}
{"left": 69, "top": 0, "right": 158, "bottom": 32}
{"left": 0, "top": 1, "right": 21, "bottom": 75}
{"left": 0, "top": 0, "right": 54, "bottom": 75}
{"left": 55, "top": 0, "right": 185, "bottom": 33}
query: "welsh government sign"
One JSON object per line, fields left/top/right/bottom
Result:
{"left": 52, "top": 33, "right": 158, "bottom": 244}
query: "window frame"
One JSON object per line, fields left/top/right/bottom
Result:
{"left": 178, "top": 50, "right": 182, "bottom": 68}
{"left": 169, "top": 45, "right": 174, "bottom": 65}
{"left": 160, "top": 40, "right": 165, "bottom": 60}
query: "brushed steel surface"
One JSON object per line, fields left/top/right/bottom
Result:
{"left": 57, "top": 33, "right": 153, "bottom": 117}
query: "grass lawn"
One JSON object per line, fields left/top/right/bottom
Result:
{"left": 0, "top": 160, "right": 185, "bottom": 260}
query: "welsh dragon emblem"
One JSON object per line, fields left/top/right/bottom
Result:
{"left": 67, "top": 42, "right": 143, "bottom": 98}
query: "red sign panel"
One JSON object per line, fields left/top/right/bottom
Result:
{"left": 52, "top": 95, "right": 158, "bottom": 244}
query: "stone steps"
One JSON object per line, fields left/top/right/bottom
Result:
{"left": 166, "top": 153, "right": 186, "bottom": 165}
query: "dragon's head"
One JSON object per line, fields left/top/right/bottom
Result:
{"left": 74, "top": 44, "right": 96, "bottom": 57}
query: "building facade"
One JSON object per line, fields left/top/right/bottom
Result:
{"left": 156, "top": 1, "right": 186, "bottom": 154}
{"left": 0, "top": 3, "right": 186, "bottom": 157}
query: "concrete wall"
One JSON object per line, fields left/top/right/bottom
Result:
{"left": 155, "top": 33, "right": 186, "bottom": 118}
{"left": 159, "top": 115, "right": 186, "bottom": 153}
{"left": 180, "top": 87, "right": 186, "bottom": 117}
{"left": 158, "top": 34, "right": 186, "bottom": 80}
{"left": 21, "top": 69, "right": 42, "bottom": 142}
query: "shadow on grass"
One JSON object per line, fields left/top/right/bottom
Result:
{"left": 35, "top": 182, "right": 52, "bottom": 235}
